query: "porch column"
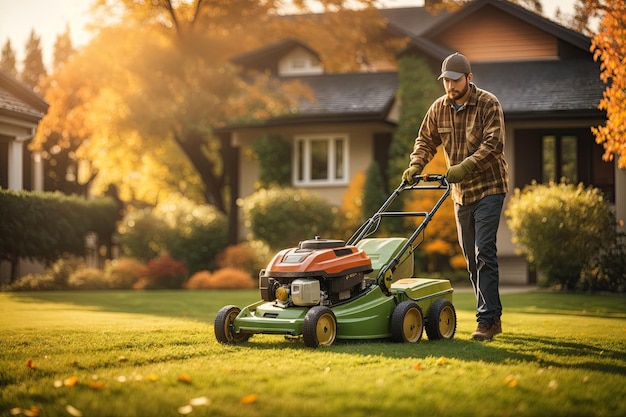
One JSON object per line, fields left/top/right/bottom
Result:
{"left": 7, "top": 139, "right": 24, "bottom": 190}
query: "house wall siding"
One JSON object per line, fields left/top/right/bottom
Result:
{"left": 233, "top": 122, "right": 394, "bottom": 241}
{"left": 435, "top": 6, "right": 557, "bottom": 61}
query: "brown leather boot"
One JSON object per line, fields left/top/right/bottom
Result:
{"left": 471, "top": 319, "right": 502, "bottom": 341}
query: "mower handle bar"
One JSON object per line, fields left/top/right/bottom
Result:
{"left": 346, "top": 173, "right": 451, "bottom": 295}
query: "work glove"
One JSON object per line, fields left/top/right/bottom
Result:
{"left": 446, "top": 159, "right": 476, "bottom": 183}
{"left": 402, "top": 164, "right": 423, "bottom": 185}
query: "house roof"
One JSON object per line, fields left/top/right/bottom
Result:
{"left": 473, "top": 59, "right": 604, "bottom": 119}
{"left": 0, "top": 69, "right": 48, "bottom": 122}
{"left": 260, "top": 71, "right": 398, "bottom": 125}
{"left": 226, "top": 0, "right": 604, "bottom": 127}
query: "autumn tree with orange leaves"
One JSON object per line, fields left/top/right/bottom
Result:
{"left": 586, "top": 0, "right": 626, "bottom": 169}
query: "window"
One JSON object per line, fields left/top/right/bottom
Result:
{"left": 542, "top": 135, "right": 578, "bottom": 183}
{"left": 294, "top": 134, "right": 348, "bottom": 185}
{"left": 514, "top": 128, "right": 615, "bottom": 203}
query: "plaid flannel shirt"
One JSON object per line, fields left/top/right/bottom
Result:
{"left": 409, "top": 83, "right": 509, "bottom": 205}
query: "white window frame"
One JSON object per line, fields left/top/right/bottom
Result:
{"left": 293, "top": 134, "right": 349, "bottom": 186}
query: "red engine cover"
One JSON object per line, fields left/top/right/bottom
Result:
{"left": 264, "top": 239, "right": 372, "bottom": 278}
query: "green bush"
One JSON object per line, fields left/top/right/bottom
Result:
{"left": 580, "top": 231, "right": 626, "bottom": 293}
{"left": 119, "top": 196, "right": 228, "bottom": 273}
{"left": 505, "top": 180, "right": 615, "bottom": 289}
{"left": 118, "top": 209, "right": 167, "bottom": 262}
{"left": 241, "top": 187, "right": 337, "bottom": 250}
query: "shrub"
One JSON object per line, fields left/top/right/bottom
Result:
{"left": 580, "top": 231, "right": 626, "bottom": 293}
{"left": 119, "top": 209, "right": 167, "bottom": 262}
{"left": 140, "top": 254, "right": 188, "bottom": 289}
{"left": 217, "top": 242, "right": 270, "bottom": 277}
{"left": 155, "top": 197, "right": 228, "bottom": 273}
{"left": 505, "top": 180, "right": 615, "bottom": 289}
{"left": 242, "top": 187, "right": 337, "bottom": 250}
{"left": 6, "top": 274, "right": 58, "bottom": 291}
{"left": 185, "top": 268, "right": 255, "bottom": 289}
{"left": 106, "top": 258, "right": 148, "bottom": 289}
{"left": 48, "top": 256, "right": 86, "bottom": 289}
{"left": 119, "top": 196, "right": 229, "bottom": 273}
{"left": 68, "top": 268, "right": 110, "bottom": 290}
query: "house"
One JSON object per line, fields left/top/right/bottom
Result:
{"left": 0, "top": 68, "right": 49, "bottom": 281}
{"left": 221, "top": 0, "right": 625, "bottom": 285}
{"left": 0, "top": 69, "right": 48, "bottom": 191}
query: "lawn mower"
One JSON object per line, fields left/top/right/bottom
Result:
{"left": 214, "top": 174, "right": 457, "bottom": 347}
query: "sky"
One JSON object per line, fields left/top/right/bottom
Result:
{"left": 0, "top": 0, "right": 578, "bottom": 71}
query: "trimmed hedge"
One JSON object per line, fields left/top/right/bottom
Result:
{"left": 0, "top": 189, "right": 118, "bottom": 282}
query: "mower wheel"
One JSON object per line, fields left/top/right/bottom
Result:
{"left": 391, "top": 301, "right": 423, "bottom": 343}
{"left": 214, "top": 305, "right": 251, "bottom": 344}
{"left": 425, "top": 299, "right": 457, "bottom": 340}
{"left": 303, "top": 306, "right": 337, "bottom": 348}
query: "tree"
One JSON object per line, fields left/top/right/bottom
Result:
{"left": 586, "top": 0, "right": 626, "bottom": 169}
{"left": 1, "top": 40, "right": 18, "bottom": 77}
{"left": 21, "top": 29, "right": 47, "bottom": 90}
{"left": 33, "top": 0, "right": 394, "bottom": 214}
{"left": 53, "top": 24, "right": 74, "bottom": 71}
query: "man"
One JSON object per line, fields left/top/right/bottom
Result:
{"left": 402, "top": 52, "right": 509, "bottom": 341}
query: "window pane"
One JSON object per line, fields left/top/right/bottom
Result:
{"left": 561, "top": 136, "right": 578, "bottom": 183}
{"left": 542, "top": 136, "right": 556, "bottom": 182}
{"left": 311, "top": 139, "right": 328, "bottom": 180}
{"left": 335, "top": 138, "right": 344, "bottom": 180}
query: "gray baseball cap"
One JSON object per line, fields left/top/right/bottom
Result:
{"left": 438, "top": 52, "right": 471, "bottom": 80}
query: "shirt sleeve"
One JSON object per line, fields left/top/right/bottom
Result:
{"left": 409, "top": 101, "right": 441, "bottom": 167}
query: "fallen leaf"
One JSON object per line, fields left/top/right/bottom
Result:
{"left": 22, "top": 406, "right": 40, "bottom": 417}
{"left": 118, "top": 356, "right": 128, "bottom": 362}
{"left": 436, "top": 356, "right": 446, "bottom": 366}
{"left": 23, "top": 406, "right": 41, "bottom": 417}
{"left": 146, "top": 374, "right": 159, "bottom": 381}
{"left": 413, "top": 362, "right": 424, "bottom": 370}
{"left": 177, "top": 405, "right": 193, "bottom": 415}
{"left": 64, "top": 376, "right": 78, "bottom": 387}
{"left": 26, "top": 359, "right": 35, "bottom": 369}
{"left": 9, "top": 408, "right": 21, "bottom": 416}
{"left": 66, "top": 404, "right": 83, "bottom": 417}
{"left": 116, "top": 376, "right": 127, "bottom": 383}
{"left": 88, "top": 380, "right": 105, "bottom": 390}
{"left": 240, "top": 394, "right": 258, "bottom": 405}
{"left": 53, "top": 380, "right": 63, "bottom": 388}
{"left": 548, "top": 379, "right": 558, "bottom": 390}
{"left": 189, "top": 397, "right": 210, "bottom": 406}
{"left": 177, "top": 375, "right": 192, "bottom": 384}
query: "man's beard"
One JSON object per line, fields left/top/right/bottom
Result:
{"left": 447, "top": 82, "right": 469, "bottom": 102}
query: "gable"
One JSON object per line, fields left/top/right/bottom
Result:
{"left": 434, "top": 5, "right": 557, "bottom": 61}
{"left": 278, "top": 47, "right": 323, "bottom": 76}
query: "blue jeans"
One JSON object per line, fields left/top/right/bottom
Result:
{"left": 454, "top": 194, "right": 505, "bottom": 325}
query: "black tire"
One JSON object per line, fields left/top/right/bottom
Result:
{"left": 214, "top": 305, "right": 251, "bottom": 344}
{"left": 425, "top": 299, "right": 457, "bottom": 340}
{"left": 303, "top": 306, "right": 337, "bottom": 348}
{"left": 391, "top": 301, "right": 423, "bottom": 343}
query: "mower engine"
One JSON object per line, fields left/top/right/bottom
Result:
{"left": 259, "top": 237, "right": 373, "bottom": 307}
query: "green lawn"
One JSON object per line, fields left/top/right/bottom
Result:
{"left": 1, "top": 289, "right": 625, "bottom": 417}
